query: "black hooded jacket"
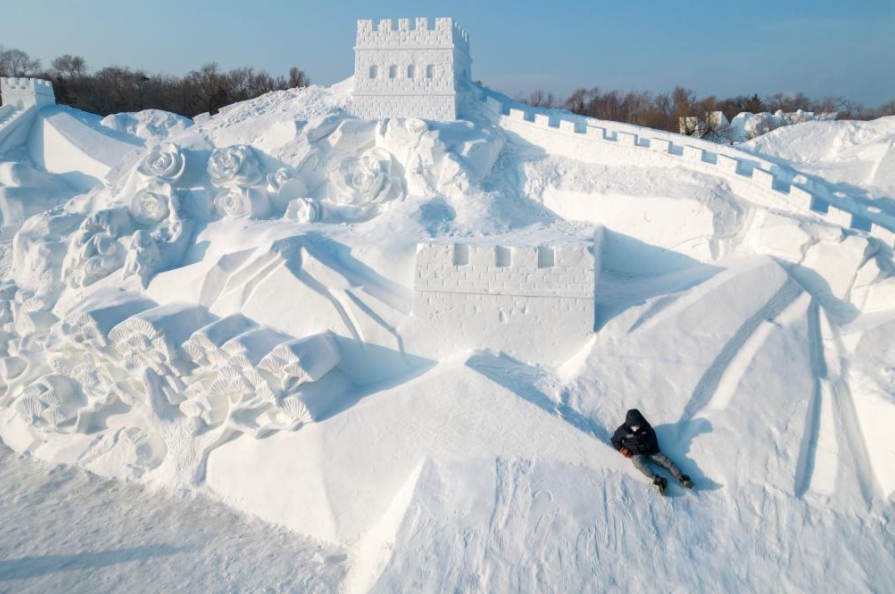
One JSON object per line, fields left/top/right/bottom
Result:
{"left": 611, "top": 409, "right": 660, "bottom": 456}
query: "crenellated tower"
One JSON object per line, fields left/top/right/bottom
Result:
{"left": 351, "top": 17, "right": 472, "bottom": 122}
{"left": 0, "top": 77, "right": 55, "bottom": 110}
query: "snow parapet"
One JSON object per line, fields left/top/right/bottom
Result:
{"left": 481, "top": 92, "right": 895, "bottom": 246}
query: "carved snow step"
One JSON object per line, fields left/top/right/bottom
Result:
{"left": 182, "top": 313, "right": 257, "bottom": 366}
{"left": 108, "top": 302, "right": 214, "bottom": 368}
{"left": 61, "top": 291, "right": 157, "bottom": 347}
{"left": 258, "top": 332, "right": 341, "bottom": 389}
{"left": 220, "top": 326, "right": 293, "bottom": 369}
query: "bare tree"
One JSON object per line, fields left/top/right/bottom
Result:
{"left": 0, "top": 47, "right": 41, "bottom": 77}
{"left": 51, "top": 54, "right": 88, "bottom": 79}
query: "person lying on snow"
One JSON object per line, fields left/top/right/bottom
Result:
{"left": 611, "top": 408, "right": 694, "bottom": 495}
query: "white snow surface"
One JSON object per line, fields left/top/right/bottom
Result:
{"left": 1, "top": 78, "right": 895, "bottom": 592}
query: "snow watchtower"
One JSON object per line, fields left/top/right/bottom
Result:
{"left": 351, "top": 18, "right": 472, "bottom": 122}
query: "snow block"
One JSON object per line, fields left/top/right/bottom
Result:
{"left": 558, "top": 120, "right": 577, "bottom": 134}
{"left": 751, "top": 168, "right": 776, "bottom": 191}
{"left": 717, "top": 154, "right": 739, "bottom": 174}
{"left": 649, "top": 138, "right": 671, "bottom": 153}
{"left": 789, "top": 186, "right": 814, "bottom": 210}
{"left": 586, "top": 126, "right": 606, "bottom": 141}
{"left": 682, "top": 145, "right": 704, "bottom": 162}
{"left": 617, "top": 132, "right": 637, "bottom": 147}
{"left": 872, "top": 224, "right": 895, "bottom": 247}
{"left": 826, "top": 207, "right": 854, "bottom": 229}
{"left": 534, "top": 114, "right": 551, "bottom": 128}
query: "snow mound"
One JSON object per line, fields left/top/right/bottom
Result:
{"left": 1, "top": 76, "right": 894, "bottom": 591}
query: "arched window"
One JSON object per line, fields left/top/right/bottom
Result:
{"left": 388, "top": 65, "right": 397, "bottom": 79}
{"left": 426, "top": 65, "right": 435, "bottom": 79}
{"left": 407, "top": 65, "right": 416, "bottom": 79}
{"left": 369, "top": 65, "right": 378, "bottom": 79}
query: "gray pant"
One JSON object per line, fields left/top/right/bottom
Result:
{"left": 631, "top": 453, "right": 684, "bottom": 481}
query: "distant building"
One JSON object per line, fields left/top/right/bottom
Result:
{"left": 350, "top": 18, "right": 472, "bottom": 122}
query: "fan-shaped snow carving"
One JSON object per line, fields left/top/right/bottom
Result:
{"left": 108, "top": 303, "right": 214, "bottom": 374}
{"left": 258, "top": 332, "right": 341, "bottom": 389}
{"left": 279, "top": 395, "right": 313, "bottom": 424}
{"left": 15, "top": 395, "right": 44, "bottom": 424}
{"left": 61, "top": 291, "right": 157, "bottom": 349}
{"left": 182, "top": 314, "right": 257, "bottom": 366}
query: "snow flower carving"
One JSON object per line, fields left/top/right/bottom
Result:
{"left": 331, "top": 148, "right": 402, "bottom": 206}
{"left": 214, "top": 186, "right": 271, "bottom": 219}
{"left": 137, "top": 142, "right": 186, "bottom": 183}
{"left": 130, "top": 186, "right": 174, "bottom": 226}
{"left": 208, "top": 145, "right": 263, "bottom": 187}
{"left": 284, "top": 197, "right": 321, "bottom": 223}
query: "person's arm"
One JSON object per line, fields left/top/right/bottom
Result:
{"left": 610, "top": 426, "right": 623, "bottom": 451}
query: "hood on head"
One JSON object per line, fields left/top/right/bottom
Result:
{"left": 626, "top": 409, "right": 647, "bottom": 428}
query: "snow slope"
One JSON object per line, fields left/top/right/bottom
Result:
{"left": 0, "top": 442, "right": 346, "bottom": 593}
{"left": 0, "top": 78, "right": 894, "bottom": 592}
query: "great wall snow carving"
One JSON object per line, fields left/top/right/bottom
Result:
{"left": 480, "top": 93, "right": 895, "bottom": 247}
{"left": 2, "top": 21, "right": 895, "bottom": 589}
{"left": 351, "top": 18, "right": 472, "bottom": 122}
{"left": 413, "top": 235, "right": 599, "bottom": 364}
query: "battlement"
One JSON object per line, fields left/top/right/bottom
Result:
{"left": 412, "top": 236, "right": 600, "bottom": 364}
{"left": 0, "top": 77, "right": 55, "bottom": 109}
{"left": 480, "top": 91, "right": 895, "bottom": 245}
{"left": 356, "top": 17, "right": 470, "bottom": 55}
{"left": 415, "top": 241, "right": 595, "bottom": 299}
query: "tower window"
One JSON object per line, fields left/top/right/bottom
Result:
{"left": 389, "top": 65, "right": 397, "bottom": 79}
{"left": 369, "top": 65, "right": 378, "bottom": 79}
{"left": 407, "top": 65, "right": 416, "bottom": 78}
{"left": 426, "top": 65, "right": 435, "bottom": 79}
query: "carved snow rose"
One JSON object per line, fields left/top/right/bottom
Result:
{"left": 130, "top": 187, "right": 172, "bottom": 226}
{"left": 137, "top": 142, "right": 186, "bottom": 183}
{"left": 284, "top": 197, "right": 321, "bottom": 223}
{"left": 208, "top": 145, "right": 263, "bottom": 187}
{"left": 213, "top": 186, "right": 271, "bottom": 219}
{"left": 332, "top": 147, "right": 402, "bottom": 206}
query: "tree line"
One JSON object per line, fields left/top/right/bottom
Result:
{"left": 0, "top": 46, "right": 309, "bottom": 118}
{"left": 518, "top": 86, "right": 895, "bottom": 137}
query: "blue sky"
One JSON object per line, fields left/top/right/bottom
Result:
{"left": 2, "top": 0, "right": 894, "bottom": 106}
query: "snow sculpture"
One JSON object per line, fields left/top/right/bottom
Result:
{"left": 330, "top": 147, "right": 403, "bottom": 219}
{"left": 351, "top": 18, "right": 472, "bottom": 122}
{"left": 0, "top": 77, "right": 55, "bottom": 110}
{"left": 136, "top": 142, "right": 186, "bottom": 183}
{"left": 413, "top": 236, "right": 601, "bottom": 363}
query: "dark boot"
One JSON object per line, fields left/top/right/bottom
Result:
{"left": 653, "top": 476, "right": 667, "bottom": 495}
{"left": 679, "top": 474, "right": 694, "bottom": 489}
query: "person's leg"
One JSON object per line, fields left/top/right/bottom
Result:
{"left": 649, "top": 453, "right": 683, "bottom": 480}
{"left": 630, "top": 455, "right": 658, "bottom": 479}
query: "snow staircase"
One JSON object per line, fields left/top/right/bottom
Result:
{"left": 0, "top": 105, "right": 31, "bottom": 155}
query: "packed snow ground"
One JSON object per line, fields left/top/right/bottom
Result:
{"left": 0, "top": 441, "right": 346, "bottom": 593}
{"left": 0, "top": 76, "right": 894, "bottom": 592}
